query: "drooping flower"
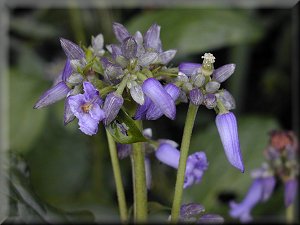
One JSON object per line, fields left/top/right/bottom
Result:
{"left": 229, "top": 176, "right": 276, "bottom": 223}
{"left": 155, "top": 143, "right": 208, "bottom": 188}
{"left": 134, "top": 79, "right": 179, "bottom": 120}
{"left": 215, "top": 112, "right": 244, "bottom": 172}
{"left": 68, "top": 82, "right": 105, "bottom": 135}
{"left": 103, "top": 92, "right": 124, "bottom": 126}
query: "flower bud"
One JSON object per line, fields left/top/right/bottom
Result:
{"left": 112, "top": 22, "right": 130, "bottom": 43}
{"left": 129, "top": 81, "right": 145, "bottom": 105}
{"left": 138, "top": 52, "right": 158, "bottom": 67}
{"left": 67, "top": 73, "right": 83, "bottom": 85}
{"left": 203, "top": 93, "right": 217, "bottom": 109}
{"left": 103, "top": 92, "right": 124, "bottom": 126}
{"left": 121, "top": 37, "right": 138, "bottom": 59}
{"left": 205, "top": 81, "right": 220, "bottom": 93}
{"left": 191, "top": 74, "right": 205, "bottom": 87}
{"left": 213, "top": 64, "right": 235, "bottom": 83}
{"left": 179, "top": 62, "right": 201, "bottom": 76}
{"left": 189, "top": 88, "right": 203, "bottom": 106}
{"left": 158, "top": 49, "right": 177, "bottom": 65}
{"left": 216, "top": 89, "right": 236, "bottom": 110}
{"left": 60, "top": 38, "right": 85, "bottom": 60}
{"left": 144, "top": 23, "right": 161, "bottom": 51}
{"left": 91, "top": 34, "right": 105, "bottom": 56}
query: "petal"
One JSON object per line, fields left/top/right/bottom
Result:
{"left": 62, "top": 59, "right": 73, "bottom": 82}
{"left": 204, "top": 93, "right": 217, "bottom": 109}
{"left": 212, "top": 64, "right": 236, "bottom": 83}
{"left": 261, "top": 176, "right": 276, "bottom": 202}
{"left": 284, "top": 179, "right": 298, "bottom": 207}
{"left": 144, "top": 23, "right": 161, "bottom": 51}
{"left": 111, "top": 44, "right": 122, "bottom": 59}
{"left": 83, "top": 81, "right": 101, "bottom": 102}
{"left": 215, "top": 112, "right": 244, "bottom": 172}
{"left": 134, "top": 96, "right": 151, "bottom": 120}
{"left": 205, "top": 81, "right": 220, "bottom": 93}
{"left": 189, "top": 88, "right": 203, "bottom": 106}
{"left": 158, "top": 49, "right": 177, "bottom": 65}
{"left": 155, "top": 143, "right": 180, "bottom": 169}
{"left": 64, "top": 96, "right": 75, "bottom": 125}
{"left": 179, "top": 62, "right": 201, "bottom": 76}
{"left": 68, "top": 94, "right": 86, "bottom": 117}
{"left": 90, "top": 103, "right": 105, "bottom": 122}
{"left": 112, "top": 22, "right": 130, "bottom": 42}
{"left": 198, "top": 214, "right": 224, "bottom": 224}
{"left": 60, "top": 38, "right": 85, "bottom": 59}
{"left": 138, "top": 52, "right": 158, "bottom": 67}
{"left": 216, "top": 89, "right": 236, "bottom": 111}
{"left": 34, "top": 82, "right": 70, "bottom": 109}
{"left": 78, "top": 114, "right": 99, "bottom": 135}
{"left": 142, "top": 78, "right": 176, "bottom": 120}
{"left": 92, "top": 33, "right": 104, "bottom": 55}
{"left": 117, "top": 143, "right": 132, "bottom": 159}
{"left": 121, "top": 36, "right": 138, "bottom": 59}
{"left": 129, "top": 82, "right": 145, "bottom": 105}
{"left": 103, "top": 92, "right": 124, "bottom": 126}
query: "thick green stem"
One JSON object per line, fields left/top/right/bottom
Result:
{"left": 131, "top": 121, "right": 148, "bottom": 222}
{"left": 286, "top": 203, "right": 294, "bottom": 224}
{"left": 105, "top": 130, "right": 128, "bottom": 223}
{"left": 171, "top": 103, "right": 199, "bottom": 222}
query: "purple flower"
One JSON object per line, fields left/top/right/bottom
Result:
{"left": 284, "top": 179, "right": 298, "bottom": 207}
{"left": 103, "top": 92, "right": 124, "bottom": 126}
{"left": 155, "top": 143, "right": 208, "bottom": 188}
{"left": 112, "top": 22, "right": 130, "bottom": 43}
{"left": 68, "top": 82, "right": 105, "bottom": 135}
{"left": 229, "top": 176, "right": 276, "bottom": 223}
{"left": 215, "top": 112, "right": 244, "bottom": 172}
{"left": 60, "top": 38, "right": 85, "bottom": 60}
{"left": 212, "top": 64, "right": 236, "bottom": 83}
{"left": 144, "top": 23, "right": 162, "bottom": 52}
{"left": 179, "top": 62, "right": 201, "bottom": 76}
{"left": 135, "top": 79, "right": 178, "bottom": 120}
{"left": 189, "top": 88, "right": 203, "bottom": 106}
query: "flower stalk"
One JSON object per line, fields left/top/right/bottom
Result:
{"left": 105, "top": 129, "right": 128, "bottom": 222}
{"left": 171, "top": 103, "right": 199, "bottom": 222}
{"left": 131, "top": 120, "right": 148, "bottom": 222}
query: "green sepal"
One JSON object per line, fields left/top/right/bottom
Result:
{"left": 106, "top": 108, "right": 147, "bottom": 144}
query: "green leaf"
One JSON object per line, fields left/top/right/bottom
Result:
{"left": 127, "top": 9, "right": 264, "bottom": 55}
{"left": 106, "top": 108, "right": 147, "bottom": 144}
{"left": 9, "top": 69, "right": 48, "bottom": 153}
{"left": 185, "top": 115, "right": 280, "bottom": 217}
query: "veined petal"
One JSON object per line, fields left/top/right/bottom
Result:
{"left": 179, "top": 63, "right": 201, "bottom": 76}
{"left": 189, "top": 88, "right": 203, "bottom": 106}
{"left": 134, "top": 96, "right": 151, "bottom": 120}
{"left": 103, "top": 92, "right": 124, "bottom": 126}
{"left": 112, "top": 22, "right": 130, "bottom": 43}
{"left": 62, "top": 59, "right": 73, "bottom": 82}
{"left": 60, "top": 38, "right": 85, "bottom": 59}
{"left": 144, "top": 23, "right": 161, "bottom": 51}
{"left": 68, "top": 94, "right": 86, "bottom": 117}
{"left": 83, "top": 81, "right": 101, "bottom": 103}
{"left": 78, "top": 113, "right": 99, "bottom": 136}
{"left": 90, "top": 103, "right": 105, "bottom": 122}
{"left": 284, "top": 179, "right": 298, "bottom": 207}
{"left": 64, "top": 96, "right": 75, "bottom": 125}
{"left": 121, "top": 37, "right": 138, "bottom": 59}
{"left": 142, "top": 78, "right": 176, "bottom": 120}
{"left": 158, "top": 49, "right": 177, "bottom": 65}
{"left": 215, "top": 112, "right": 244, "bottom": 172}
{"left": 34, "top": 82, "right": 70, "bottom": 109}
{"left": 129, "top": 82, "right": 145, "bottom": 105}
{"left": 138, "top": 52, "right": 158, "bottom": 67}
{"left": 212, "top": 64, "right": 236, "bottom": 83}
{"left": 155, "top": 143, "right": 180, "bottom": 169}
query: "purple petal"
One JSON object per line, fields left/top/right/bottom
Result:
{"left": 103, "top": 92, "right": 124, "bottom": 126}
{"left": 212, "top": 64, "right": 236, "bottom": 83}
{"left": 60, "top": 38, "right": 85, "bottom": 60}
{"left": 83, "top": 81, "right": 101, "bottom": 103}
{"left": 68, "top": 94, "right": 86, "bottom": 116}
{"left": 261, "top": 176, "right": 276, "bottom": 201}
{"left": 180, "top": 203, "right": 205, "bottom": 219}
{"left": 198, "top": 214, "right": 224, "bottom": 224}
{"left": 117, "top": 143, "right": 132, "bottom": 159}
{"left": 158, "top": 49, "right": 177, "bottom": 64}
{"left": 204, "top": 93, "right": 217, "bottom": 109}
{"left": 144, "top": 24, "right": 161, "bottom": 51}
{"left": 112, "top": 22, "right": 130, "bottom": 43}
{"left": 215, "top": 112, "right": 244, "bottom": 172}
{"left": 155, "top": 143, "right": 180, "bottom": 169}
{"left": 111, "top": 44, "right": 122, "bottom": 59}
{"left": 142, "top": 78, "right": 176, "bottom": 120}
{"left": 121, "top": 37, "right": 137, "bottom": 59}
{"left": 134, "top": 96, "right": 152, "bottom": 120}
{"left": 189, "top": 88, "right": 203, "bottom": 106}
{"left": 89, "top": 103, "right": 105, "bottom": 122}
{"left": 62, "top": 59, "right": 73, "bottom": 82}
{"left": 146, "top": 83, "right": 179, "bottom": 120}
{"left": 34, "top": 82, "right": 70, "bottom": 109}
{"left": 145, "top": 157, "right": 152, "bottom": 190}
{"left": 78, "top": 113, "right": 99, "bottom": 135}
{"left": 284, "top": 179, "right": 298, "bottom": 207}
{"left": 64, "top": 96, "right": 75, "bottom": 125}
{"left": 179, "top": 63, "right": 201, "bottom": 76}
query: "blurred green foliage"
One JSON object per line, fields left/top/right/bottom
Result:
{"left": 3, "top": 5, "right": 296, "bottom": 224}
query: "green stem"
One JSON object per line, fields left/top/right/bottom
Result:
{"left": 105, "top": 129, "right": 128, "bottom": 222}
{"left": 286, "top": 203, "right": 294, "bottom": 223}
{"left": 131, "top": 121, "right": 148, "bottom": 222}
{"left": 170, "top": 103, "right": 199, "bottom": 222}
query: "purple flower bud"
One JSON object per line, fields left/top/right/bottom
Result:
{"left": 68, "top": 82, "right": 105, "bottom": 135}
{"left": 117, "top": 143, "right": 132, "bottom": 159}
{"left": 34, "top": 82, "right": 70, "bottom": 109}
{"left": 189, "top": 88, "right": 203, "bottom": 106}
{"left": 64, "top": 96, "right": 75, "bottom": 125}
{"left": 134, "top": 96, "right": 152, "bottom": 120}
{"left": 203, "top": 93, "right": 217, "bottom": 109}
{"left": 198, "top": 214, "right": 224, "bottom": 224}
{"left": 179, "top": 62, "right": 201, "bottom": 76}
{"left": 216, "top": 89, "right": 236, "bottom": 110}
{"left": 158, "top": 49, "right": 177, "bottom": 65}
{"left": 145, "top": 157, "right": 152, "bottom": 190}
{"left": 284, "top": 179, "right": 298, "bottom": 207}
{"left": 121, "top": 37, "right": 138, "bottom": 59}
{"left": 180, "top": 203, "right": 205, "bottom": 220}
{"left": 101, "top": 59, "right": 124, "bottom": 84}
{"left": 205, "top": 81, "right": 220, "bottom": 93}
{"left": 138, "top": 52, "right": 158, "bottom": 67}
{"left": 110, "top": 44, "right": 122, "bottom": 59}
{"left": 60, "top": 38, "right": 85, "bottom": 60}
{"left": 62, "top": 60, "right": 73, "bottom": 82}
{"left": 142, "top": 78, "right": 176, "bottom": 120}
{"left": 112, "top": 22, "right": 130, "bottom": 43}
{"left": 103, "top": 92, "right": 124, "bottom": 126}
{"left": 212, "top": 64, "right": 236, "bottom": 83}
{"left": 144, "top": 24, "right": 161, "bottom": 51}
{"left": 145, "top": 83, "right": 179, "bottom": 120}
{"left": 155, "top": 143, "right": 180, "bottom": 169}
{"left": 216, "top": 112, "right": 244, "bottom": 172}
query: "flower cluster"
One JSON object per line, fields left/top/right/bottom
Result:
{"left": 229, "top": 130, "right": 299, "bottom": 223}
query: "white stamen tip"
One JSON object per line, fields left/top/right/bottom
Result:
{"left": 201, "top": 53, "right": 215, "bottom": 63}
